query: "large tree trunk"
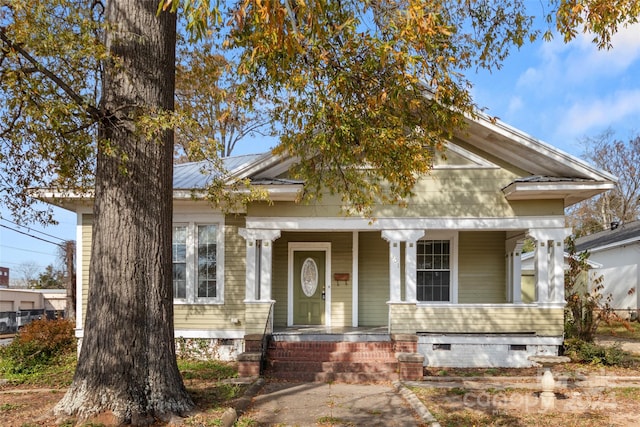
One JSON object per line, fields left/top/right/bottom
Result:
{"left": 55, "top": 1, "right": 193, "bottom": 423}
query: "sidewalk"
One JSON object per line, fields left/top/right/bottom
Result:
{"left": 235, "top": 380, "right": 434, "bottom": 426}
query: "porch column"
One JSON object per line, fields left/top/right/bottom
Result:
{"left": 259, "top": 230, "right": 281, "bottom": 301}
{"left": 505, "top": 236, "right": 524, "bottom": 303}
{"left": 382, "top": 230, "right": 425, "bottom": 303}
{"left": 529, "top": 228, "right": 571, "bottom": 306}
{"left": 239, "top": 228, "right": 281, "bottom": 302}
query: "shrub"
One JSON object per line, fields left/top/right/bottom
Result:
{"left": 563, "top": 338, "right": 628, "bottom": 366}
{"left": 0, "top": 318, "right": 75, "bottom": 377}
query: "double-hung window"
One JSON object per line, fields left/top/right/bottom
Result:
{"left": 172, "top": 220, "right": 223, "bottom": 303}
{"left": 417, "top": 236, "right": 456, "bottom": 303}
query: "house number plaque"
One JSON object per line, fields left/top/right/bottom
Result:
{"left": 301, "top": 257, "right": 318, "bottom": 297}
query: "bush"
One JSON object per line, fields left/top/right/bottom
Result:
{"left": 0, "top": 318, "right": 75, "bottom": 377}
{"left": 563, "top": 338, "right": 628, "bottom": 366}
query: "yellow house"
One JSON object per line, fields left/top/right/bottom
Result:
{"left": 46, "top": 112, "right": 615, "bottom": 374}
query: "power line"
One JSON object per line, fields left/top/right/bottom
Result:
{"left": 0, "top": 244, "right": 57, "bottom": 256}
{"left": 0, "top": 223, "right": 62, "bottom": 246}
{"left": 0, "top": 217, "right": 67, "bottom": 242}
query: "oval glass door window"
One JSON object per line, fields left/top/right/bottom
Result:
{"left": 301, "top": 257, "right": 319, "bottom": 297}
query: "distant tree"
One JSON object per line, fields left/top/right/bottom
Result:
{"left": 175, "top": 43, "right": 272, "bottom": 161}
{"left": 15, "top": 261, "right": 41, "bottom": 289}
{"left": 568, "top": 130, "right": 640, "bottom": 236}
{"left": 35, "top": 264, "right": 65, "bottom": 289}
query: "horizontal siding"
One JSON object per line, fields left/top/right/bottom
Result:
{"left": 390, "top": 305, "right": 563, "bottom": 336}
{"left": 358, "top": 232, "right": 389, "bottom": 326}
{"left": 81, "top": 213, "right": 247, "bottom": 332}
{"left": 458, "top": 231, "right": 506, "bottom": 303}
{"left": 248, "top": 167, "right": 563, "bottom": 219}
{"left": 174, "top": 214, "right": 246, "bottom": 331}
{"left": 81, "top": 214, "right": 92, "bottom": 327}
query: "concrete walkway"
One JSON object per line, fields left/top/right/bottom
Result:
{"left": 238, "top": 381, "right": 435, "bottom": 426}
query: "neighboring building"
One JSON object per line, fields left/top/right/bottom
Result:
{"left": 575, "top": 221, "right": 640, "bottom": 320}
{"left": 43, "top": 112, "right": 615, "bottom": 369}
{"left": 0, "top": 267, "right": 8, "bottom": 288}
{"left": 0, "top": 288, "right": 66, "bottom": 332}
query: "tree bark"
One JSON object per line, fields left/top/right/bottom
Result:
{"left": 55, "top": 1, "right": 193, "bottom": 423}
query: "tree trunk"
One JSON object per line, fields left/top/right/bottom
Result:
{"left": 55, "top": 1, "right": 193, "bottom": 423}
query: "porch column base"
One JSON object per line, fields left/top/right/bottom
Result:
{"left": 392, "top": 334, "right": 419, "bottom": 353}
{"left": 244, "top": 334, "right": 265, "bottom": 352}
{"left": 237, "top": 352, "right": 262, "bottom": 378}
{"left": 397, "top": 352, "right": 425, "bottom": 381}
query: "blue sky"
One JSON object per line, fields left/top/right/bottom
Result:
{"left": 2, "top": 22, "right": 639, "bottom": 282}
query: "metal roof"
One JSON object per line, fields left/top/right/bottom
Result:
{"left": 173, "top": 153, "right": 266, "bottom": 189}
{"left": 575, "top": 220, "right": 640, "bottom": 252}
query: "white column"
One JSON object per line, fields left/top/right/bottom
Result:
{"left": 529, "top": 228, "right": 571, "bottom": 306}
{"left": 239, "top": 228, "right": 281, "bottom": 302}
{"left": 259, "top": 230, "right": 281, "bottom": 301}
{"left": 505, "top": 237, "right": 524, "bottom": 303}
{"left": 352, "top": 231, "right": 359, "bottom": 327}
{"left": 382, "top": 230, "right": 425, "bottom": 303}
{"left": 512, "top": 242, "right": 523, "bottom": 304}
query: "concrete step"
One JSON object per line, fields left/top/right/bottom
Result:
{"left": 266, "top": 360, "right": 398, "bottom": 374}
{"left": 266, "top": 370, "right": 400, "bottom": 383}
{"left": 266, "top": 349, "right": 397, "bottom": 362}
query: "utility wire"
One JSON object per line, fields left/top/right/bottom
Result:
{"left": 0, "top": 217, "right": 67, "bottom": 242}
{"left": 0, "top": 244, "right": 57, "bottom": 256}
{"left": 0, "top": 224, "right": 62, "bottom": 246}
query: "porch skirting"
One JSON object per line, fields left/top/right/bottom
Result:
{"left": 418, "top": 334, "right": 563, "bottom": 368}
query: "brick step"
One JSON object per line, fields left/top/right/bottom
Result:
{"left": 266, "top": 370, "right": 399, "bottom": 383}
{"left": 266, "top": 350, "right": 397, "bottom": 362}
{"left": 268, "top": 341, "right": 395, "bottom": 352}
{"left": 266, "top": 360, "right": 398, "bottom": 374}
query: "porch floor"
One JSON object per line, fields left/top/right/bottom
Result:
{"left": 271, "top": 326, "right": 390, "bottom": 342}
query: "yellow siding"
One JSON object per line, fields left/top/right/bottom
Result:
{"left": 358, "top": 232, "right": 389, "bottom": 326}
{"left": 174, "top": 214, "right": 246, "bottom": 331}
{"left": 81, "top": 213, "right": 248, "bottom": 332}
{"left": 271, "top": 231, "right": 353, "bottom": 327}
{"left": 458, "top": 231, "right": 506, "bottom": 303}
{"left": 247, "top": 168, "right": 565, "bottom": 219}
{"left": 81, "top": 214, "right": 92, "bottom": 327}
{"left": 522, "top": 274, "right": 535, "bottom": 303}
{"left": 389, "top": 304, "right": 564, "bottom": 336}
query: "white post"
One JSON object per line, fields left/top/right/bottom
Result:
{"left": 529, "top": 228, "right": 571, "bottom": 306}
{"left": 239, "top": 228, "right": 281, "bottom": 302}
{"left": 512, "top": 242, "right": 523, "bottom": 304}
{"left": 239, "top": 228, "right": 258, "bottom": 302}
{"left": 382, "top": 230, "right": 425, "bottom": 303}
{"left": 352, "top": 231, "right": 359, "bottom": 327}
{"left": 258, "top": 230, "right": 281, "bottom": 302}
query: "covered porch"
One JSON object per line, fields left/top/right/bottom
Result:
{"left": 239, "top": 218, "right": 570, "bottom": 330}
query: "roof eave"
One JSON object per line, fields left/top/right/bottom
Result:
{"left": 502, "top": 181, "right": 615, "bottom": 207}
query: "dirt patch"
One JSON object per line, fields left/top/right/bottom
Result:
{"left": 0, "top": 386, "right": 64, "bottom": 426}
{"left": 413, "top": 382, "right": 640, "bottom": 426}
{"left": 0, "top": 379, "right": 248, "bottom": 426}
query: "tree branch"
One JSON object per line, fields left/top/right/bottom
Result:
{"left": 0, "top": 27, "right": 103, "bottom": 122}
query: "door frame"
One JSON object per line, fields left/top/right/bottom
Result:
{"left": 287, "top": 242, "right": 332, "bottom": 327}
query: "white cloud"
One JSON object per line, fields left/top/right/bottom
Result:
{"left": 507, "top": 96, "right": 524, "bottom": 116}
{"left": 556, "top": 89, "right": 640, "bottom": 137}
{"left": 517, "top": 23, "right": 640, "bottom": 89}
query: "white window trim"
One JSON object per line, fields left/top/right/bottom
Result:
{"left": 173, "top": 214, "right": 225, "bottom": 305}
{"left": 416, "top": 230, "right": 458, "bottom": 305}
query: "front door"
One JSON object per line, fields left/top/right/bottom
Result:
{"left": 292, "top": 250, "right": 326, "bottom": 325}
